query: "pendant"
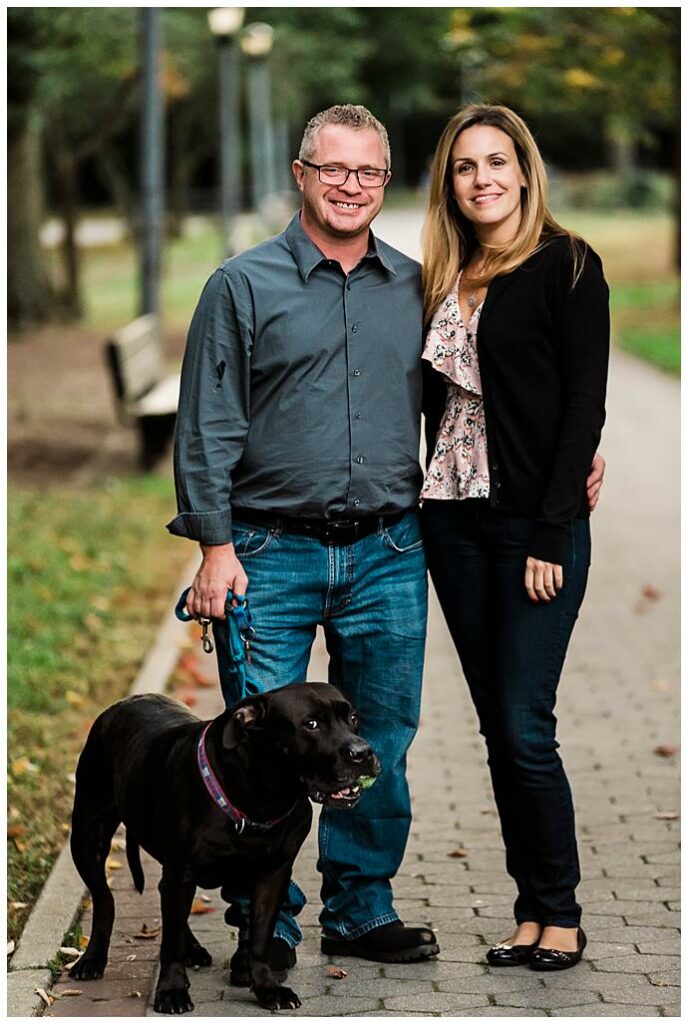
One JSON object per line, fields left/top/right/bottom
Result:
{"left": 467, "top": 295, "right": 477, "bottom": 309}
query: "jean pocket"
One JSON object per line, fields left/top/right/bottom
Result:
{"left": 382, "top": 513, "right": 424, "bottom": 554}
{"left": 231, "top": 523, "right": 276, "bottom": 557}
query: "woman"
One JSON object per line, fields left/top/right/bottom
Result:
{"left": 421, "top": 105, "right": 609, "bottom": 970}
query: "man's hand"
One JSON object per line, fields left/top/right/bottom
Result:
{"left": 186, "top": 543, "right": 248, "bottom": 620}
{"left": 525, "top": 557, "right": 563, "bottom": 603}
{"left": 586, "top": 451, "right": 606, "bottom": 512}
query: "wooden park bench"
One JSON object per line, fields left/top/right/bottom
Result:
{"left": 105, "top": 314, "right": 180, "bottom": 469}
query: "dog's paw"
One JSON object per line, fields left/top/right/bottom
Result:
{"left": 186, "top": 943, "right": 212, "bottom": 968}
{"left": 68, "top": 956, "right": 106, "bottom": 980}
{"left": 253, "top": 985, "right": 301, "bottom": 1011}
{"left": 153, "top": 987, "right": 195, "bottom": 1015}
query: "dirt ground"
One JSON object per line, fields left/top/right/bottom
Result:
{"left": 8, "top": 325, "right": 187, "bottom": 487}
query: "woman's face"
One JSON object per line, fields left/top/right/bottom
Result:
{"left": 450, "top": 124, "right": 527, "bottom": 244}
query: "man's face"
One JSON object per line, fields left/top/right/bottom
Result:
{"left": 293, "top": 125, "right": 389, "bottom": 242}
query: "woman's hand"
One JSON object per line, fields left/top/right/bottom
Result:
{"left": 525, "top": 557, "right": 563, "bottom": 602}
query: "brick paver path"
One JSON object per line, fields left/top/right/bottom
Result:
{"left": 47, "top": 220, "right": 680, "bottom": 1016}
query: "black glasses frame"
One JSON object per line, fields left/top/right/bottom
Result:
{"left": 301, "top": 160, "right": 390, "bottom": 188}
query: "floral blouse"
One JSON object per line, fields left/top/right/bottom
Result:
{"left": 421, "top": 273, "right": 491, "bottom": 501}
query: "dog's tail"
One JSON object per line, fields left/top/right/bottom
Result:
{"left": 126, "top": 830, "right": 145, "bottom": 894}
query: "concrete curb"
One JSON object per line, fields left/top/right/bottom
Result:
{"left": 6, "top": 555, "right": 200, "bottom": 1017}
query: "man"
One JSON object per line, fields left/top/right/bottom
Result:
{"left": 168, "top": 104, "right": 604, "bottom": 970}
{"left": 168, "top": 105, "right": 436, "bottom": 968}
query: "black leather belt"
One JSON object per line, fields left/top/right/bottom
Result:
{"left": 232, "top": 508, "right": 407, "bottom": 546}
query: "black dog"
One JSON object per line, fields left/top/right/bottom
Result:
{"left": 69, "top": 683, "right": 380, "bottom": 1012}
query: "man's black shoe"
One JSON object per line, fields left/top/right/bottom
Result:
{"left": 321, "top": 921, "right": 439, "bottom": 963}
{"left": 229, "top": 936, "right": 297, "bottom": 987}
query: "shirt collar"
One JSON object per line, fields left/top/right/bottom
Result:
{"left": 284, "top": 213, "right": 397, "bottom": 282}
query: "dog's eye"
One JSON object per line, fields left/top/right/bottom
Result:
{"left": 304, "top": 718, "right": 319, "bottom": 731}
{"left": 349, "top": 713, "right": 359, "bottom": 728}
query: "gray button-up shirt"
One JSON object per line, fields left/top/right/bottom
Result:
{"left": 167, "top": 214, "right": 424, "bottom": 544}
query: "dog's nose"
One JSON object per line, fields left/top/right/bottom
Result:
{"left": 345, "top": 739, "right": 372, "bottom": 764}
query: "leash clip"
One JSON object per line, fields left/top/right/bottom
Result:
{"left": 234, "top": 816, "right": 246, "bottom": 835}
{"left": 200, "top": 618, "right": 214, "bottom": 654}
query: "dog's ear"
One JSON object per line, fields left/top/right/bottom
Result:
{"left": 222, "top": 696, "right": 267, "bottom": 750}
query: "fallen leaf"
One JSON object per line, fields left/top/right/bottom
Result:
{"left": 200, "top": 894, "right": 212, "bottom": 903}
{"left": 7, "top": 940, "right": 15, "bottom": 955}
{"left": 14, "top": 839, "right": 27, "bottom": 852}
{"left": 64, "top": 959, "right": 81, "bottom": 971}
{"left": 111, "top": 838, "right": 125, "bottom": 851}
{"left": 650, "top": 979, "right": 668, "bottom": 987}
{"left": 105, "top": 857, "right": 123, "bottom": 871}
{"left": 132, "top": 924, "right": 161, "bottom": 940}
{"left": 65, "top": 690, "right": 85, "bottom": 707}
{"left": 448, "top": 848, "right": 468, "bottom": 858}
{"left": 35, "top": 988, "right": 54, "bottom": 1007}
{"left": 79, "top": 935, "right": 90, "bottom": 948}
{"left": 327, "top": 966, "right": 348, "bottom": 979}
{"left": 654, "top": 745, "right": 678, "bottom": 757}
{"left": 8, "top": 806, "right": 20, "bottom": 819}
{"left": 650, "top": 679, "right": 672, "bottom": 692}
{"left": 126, "top": 954, "right": 137, "bottom": 962}
{"left": 654, "top": 811, "right": 679, "bottom": 820}
{"left": 61, "top": 823, "right": 70, "bottom": 833}
{"left": 60, "top": 989, "right": 83, "bottom": 997}
{"left": 177, "top": 653, "right": 212, "bottom": 686}
{"left": 65, "top": 772, "right": 77, "bottom": 785}
{"left": 129, "top": 990, "right": 143, "bottom": 998}
{"left": 642, "top": 583, "right": 662, "bottom": 601}
{"left": 12, "top": 757, "right": 39, "bottom": 777}
{"left": 176, "top": 691, "right": 198, "bottom": 708}
{"left": 190, "top": 900, "right": 216, "bottom": 915}
{"left": 11, "top": 901, "right": 28, "bottom": 909}
{"left": 7, "top": 825, "right": 27, "bottom": 839}
{"left": 59, "top": 947, "right": 80, "bottom": 957}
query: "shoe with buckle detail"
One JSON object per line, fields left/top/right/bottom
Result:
{"left": 486, "top": 938, "right": 540, "bottom": 967}
{"left": 529, "top": 927, "right": 587, "bottom": 971}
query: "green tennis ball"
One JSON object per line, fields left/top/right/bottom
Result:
{"left": 358, "top": 775, "right": 377, "bottom": 790}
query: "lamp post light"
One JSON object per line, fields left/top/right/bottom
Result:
{"left": 240, "top": 22, "right": 275, "bottom": 213}
{"left": 208, "top": 6, "right": 245, "bottom": 256}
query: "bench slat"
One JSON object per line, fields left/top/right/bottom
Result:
{"left": 135, "top": 374, "right": 181, "bottom": 416}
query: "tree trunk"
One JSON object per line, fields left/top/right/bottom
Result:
{"left": 55, "top": 148, "right": 83, "bottom": 319}
{"left": 7, "top": 118, "right": 55, "bottom": 330}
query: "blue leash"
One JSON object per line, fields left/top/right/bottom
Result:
{"left": 175, "top": 588, "right": 258, "bottom": 698}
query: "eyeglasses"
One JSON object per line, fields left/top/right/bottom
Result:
{"left": 301, "top": 160, "right": 390, "bottom": 188}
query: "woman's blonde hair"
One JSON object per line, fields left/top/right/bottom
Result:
{"left": 422, "top": 104, "right": 584, "bottom": 317}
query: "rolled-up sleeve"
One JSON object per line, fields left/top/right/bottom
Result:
{"left": 166, "top": 267, "right": 253, "bottom": 544}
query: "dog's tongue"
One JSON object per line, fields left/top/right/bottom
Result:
{"left": 331, "top": 787, "right": 352, "bottom": 800}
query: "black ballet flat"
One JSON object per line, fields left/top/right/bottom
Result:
{"left": 529, "top": 927, "right": 587, "bottom": 971}
{"left": 486, "top": 938, "right": 540, "bottom": 967}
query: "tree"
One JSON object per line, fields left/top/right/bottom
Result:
{"left": 8, "top": 10, "right": 56, "bottom": 329}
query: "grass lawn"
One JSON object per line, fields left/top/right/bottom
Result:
{"left": 7, "top": 475, "right": 193, "bottom": 942}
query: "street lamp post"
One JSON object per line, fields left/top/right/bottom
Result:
{"left": 208, "top": 7, "right": 245, "bottom": 257}
{"left": 241, "top": 22, "right": 275, "bottom": 213}
{"left": 139, "top": 8, "right": 165, "bottom": 316}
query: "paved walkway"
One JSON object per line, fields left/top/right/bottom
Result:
{"left": 44, "top": 339, "right": 680, "bottom": 1017}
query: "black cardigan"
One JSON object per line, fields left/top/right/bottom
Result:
{"left": 422, "top": 235, "right": 610, "bottom": 564}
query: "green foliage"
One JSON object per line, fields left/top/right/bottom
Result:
{"left": 444, "top": 8, "right": 678, "bottom": 149}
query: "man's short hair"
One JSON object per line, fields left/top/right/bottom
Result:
{"left": 298, "top": 104, "right": 391, "bottom": 168}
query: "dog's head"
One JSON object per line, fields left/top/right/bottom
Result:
{"left": 224, "top": 682, "right": 381, "bottom": 809}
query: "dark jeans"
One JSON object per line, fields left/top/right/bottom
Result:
{"left": 422, "top": 499, "right": 590, "bottom": 927}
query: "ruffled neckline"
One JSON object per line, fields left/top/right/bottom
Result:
{"left": 421, "top": 272, "right": 483, "bottom": 395}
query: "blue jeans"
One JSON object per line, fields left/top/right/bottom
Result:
{"left": 422, "top": 499, "right": 590, "bottom": 928}
{"left": 213, "top": 510, "right": 428, "bottom": 945}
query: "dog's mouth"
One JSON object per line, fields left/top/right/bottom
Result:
{"left": 308, "top": 782, "right": 363, "bottom": 808}
{"left": 306, "top": 771, "right": 379, "bottom": 809}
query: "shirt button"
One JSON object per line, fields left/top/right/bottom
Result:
{"left": 491, "top": 463, "right": 498, "bottom": 471}
{"left": 353, "top": 498, "right": 360, "bottom": 507}
{"left": 356, "top": 456, "right": 365, "bottom": 464}
{"left": 353, "top": 369, "right": 361, "bottom": 377}
{"left": 351, "top": 325, "right": 358, "bottom": 334}
{"left": 354, "top": 411, "right": 362, "bottom": 419}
